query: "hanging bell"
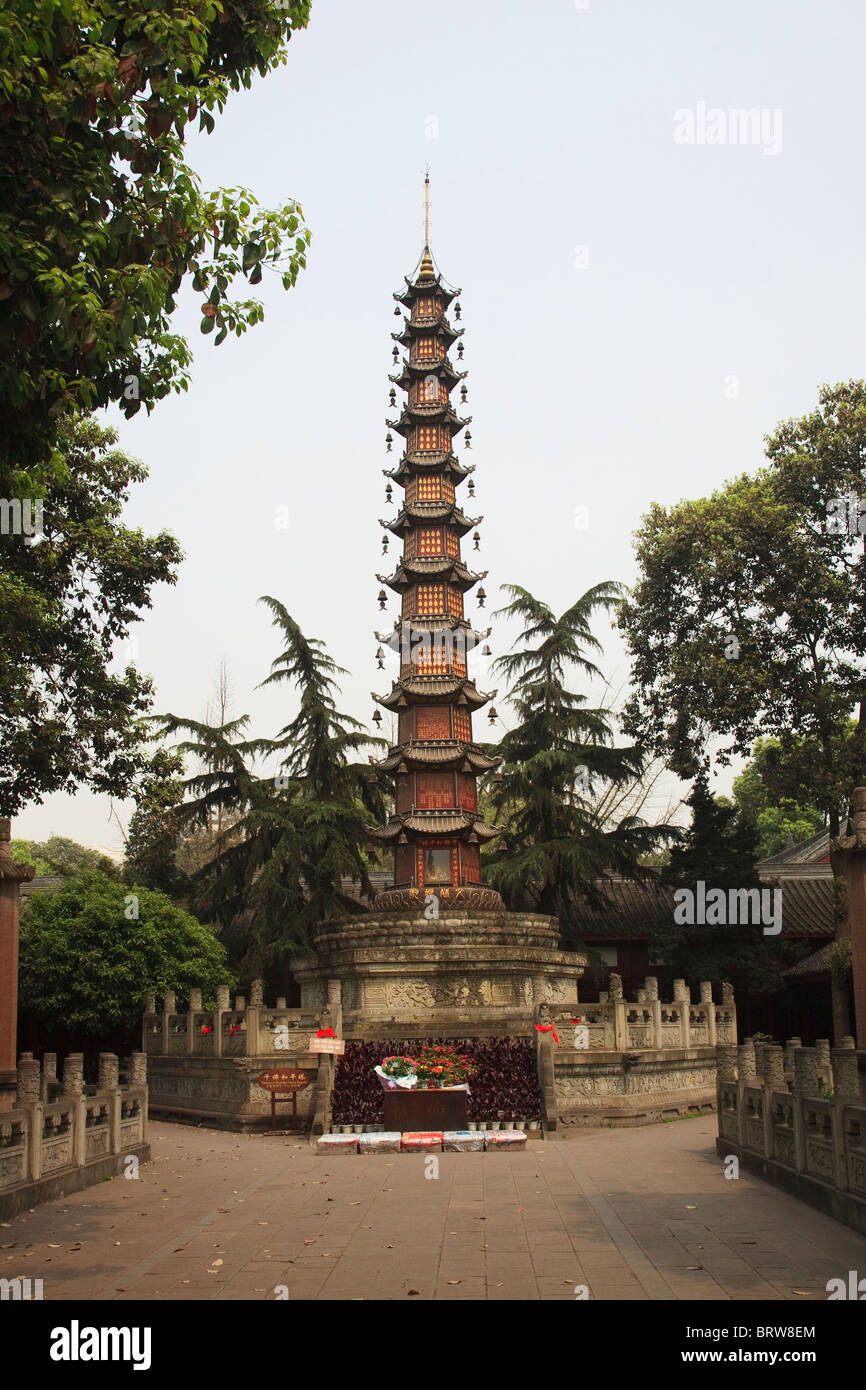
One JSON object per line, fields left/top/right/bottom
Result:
{"left": 389, "top": 387, "right": 396, "bottom": 407}
{"left": 392, "top": 345, "right": 399, "bottom": 362}
{"left": 454, "top": 301, "right": 462, "bottom": 320}
{"left": 487, "top": 705, "right": 498, "bottom": 724}
{"left": 493, "top": 770, "right": 503, "bottom": 784}
{"left": 472, "top": 530, "right": 480, "bottom": 550}
{"left": 385, "top": 483, "right": 393, "bottom": 503}
{"left": 464, "top": 430, "right": 472, "bottom": 449}
{"left": 457, "top": 342, "right": 464, "bottom": 359}
{"left": 375, "top": 646, "right": 385, "bottom": 668}
{"left": 372, "top": 709, "right": 383, "bottom": 726}
{"left": 393, "top": 306, "right": 401, "bottom": 316}
{"left": 476, "top": 586, "right": 486, "bottom": 608}
{"left": 381, "top": 535, "right": 389, "bottom": 553}
{"left": 368, "top": 772, "right": 379, "bottom": 785}
{"left": 482, "top": 644, "right": 491, "bottom": 656}
{"left": 385, "top": 432, "right": 393, "bottom": 452}
{"left": 377, "top": 588, "right": 387, "bottom": 609}
{"left": 460, "top": 384, "right": 468, "bottom": 403}
{"left": 467, "top": 478, "right": 475, "bottom": 497}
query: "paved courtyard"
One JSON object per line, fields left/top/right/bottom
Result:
{"left": 4, "top": 1116, "right": 865, "bottom": 1301}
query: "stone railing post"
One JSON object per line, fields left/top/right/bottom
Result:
{"left": 814, "top": 1038, "right": 832, "bottom": 1093}
{"left": 17, "top": 1053, "right": 42, "bottom": 1183}
{"left": 673, "top": 979, "right": 690, "bottom": 1048}
{"left": 700, "top": 982, "right": 717, "bottom": 1046}
{"left": 609, "top": 973, "right": 627, "bottom": 1050}
{"left": 644, "top": 976, "right": 662, "bottom": 1048}
{"left": 738, "top": 1039, "right": 757, "bottom": 1082}
{"left": 42, "top": 1052, "right": 57, "bottom": 1100}
{"left": 831, "top": 1047, "right": 861, "bottom": 1102}
{"left": 99, "top": 1053, "right": 121, "bottom": 1155}
{"left": 793, "top": 1046, "right": 820, "bottom": 1100}
{"left": 186, "top": 989, "right": 202, "bottom": 1055}
{"left": 716, "top": 1043, "right": 738, "bottom": 1082}
{"left": 215, "top": 984, "right": 230, "bottom": 1058}
{"left": 250, "top": 979, "right": 264, "bottom": 1006}
{"left": 62, "top": 1053, "right": 87, "bottom": 1167}
{"left": 129, "top": 1052, "right": 148, "bottom": 1143}
{"left": 0, "top": 819, "right": 34, "bottom": 1112}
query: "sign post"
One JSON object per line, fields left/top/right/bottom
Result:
{"left": 257, "top": 1068, "right": 310, "bottom": 1132}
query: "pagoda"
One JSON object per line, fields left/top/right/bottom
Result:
{"left": 370, "top": 178, "right": 504, "bottom": 912}
{"left": 290, "top": 185, "right": 585, "bottom": 1039}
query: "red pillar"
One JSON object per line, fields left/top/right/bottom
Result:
{"left": 835, "top": 788, "right": 866, "bottom": 1049}
{"left": 0, "top": 818, "right": 34, "bottom": 1111}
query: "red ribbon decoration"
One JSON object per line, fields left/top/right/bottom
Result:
{"left": 316, "top": 1027, "right": 337, "bottom": 1038}
{"left": 201, "top": 1026, "right": 212, "bottom": 1035}
{"left": 534, "top": 1024, "right": 560, "bottom": 1045}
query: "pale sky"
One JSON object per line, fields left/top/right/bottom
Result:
{"left": 15, "top": 0, "right": 866, "bottom": 854}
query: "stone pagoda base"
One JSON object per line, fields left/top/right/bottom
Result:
{"left": 291, "top": 909, "right": 586, "bottom": 1038}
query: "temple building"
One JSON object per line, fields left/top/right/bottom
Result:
{"left": 370, "top": 186, "right": 504, "bottom": 910}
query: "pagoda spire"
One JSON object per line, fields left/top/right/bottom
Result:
{"left": 370, "top": 194, "right": 504, "bottom": 910}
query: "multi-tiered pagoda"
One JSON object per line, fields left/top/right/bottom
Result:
{"left": 292, "top": 191, "right": 586, "bottom": 1035}
{"left": 370, "top": 194, "right": 504, "bottom": 911}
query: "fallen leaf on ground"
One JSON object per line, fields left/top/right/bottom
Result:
{"left": 792, "top": 1290, "right": 812, "bottom": 1296}
{"left": 211, "top": 1259, "right": 223, "bottom": 1267}
{"left": 446, "top": 1279, "right": 461, "bottom": 1285}
{"left": 408, "top": 1289, "right": 420, "bottom": 1296}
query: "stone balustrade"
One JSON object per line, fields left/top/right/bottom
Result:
{"left": 142, "top": 981, "right": 335, "bottom": 1130}
{"left": 142, "top": 980, "right": 338, "bottom": 1060}
{"left": 536, "top": 975, "right": 737, "bottom": 1053}
{"left": 716, "top": 1038, "right": 866, "bottom": 1236}
{"left": 534, "top": 977, "right": 736, "bottom": 1130}
{"left": 0, "top": 1051, "right": 149, "bottom": 1220}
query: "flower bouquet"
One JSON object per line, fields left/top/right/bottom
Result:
{"left": 414, "top": 1044, "right": 473, "bottom": 1092}
{"left": 373, "top": 1055, "right": 418, "bottom": 1091}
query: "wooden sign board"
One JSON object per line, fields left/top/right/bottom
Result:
{"left": 309, "top": 1036, "right": 345, "bottom": 1055}
{"left": 257, "top": 1069, "right": 310, "bottom": 1092}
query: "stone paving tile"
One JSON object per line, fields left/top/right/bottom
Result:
{"left": 5, "top": 1115, "right": 866, "bottom": 1302}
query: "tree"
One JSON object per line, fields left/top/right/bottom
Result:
{"left": 18, "top": 869, "right": 229, "bottom": 1051}
{"left": 653, "top": 773, "right": 794, "bottom": 992}
{"left": 122, "top": 745, "right": 189, "bottom": 895}
{"left": 618, "top": 381, "right": 866, "bottom": 833}
{"left": 618, "top": 380, "right": 866, "bottom": 1037}
{"left": 724, "top": 736, "right": 824, "bottom": 858}
{"left": 25, "top": 835, "right": 120, "bottom": 879}
{"left": 0, "top": 414, "right": 181, "bottom": 817}
{"left": 484, "top": 583, "right": 674, "bottom": 922}
{"left": 0, "top": 0, "right": 311, "bottom": 480}
{"left": 160, "top": 597, "right": 386, "bottom": 967}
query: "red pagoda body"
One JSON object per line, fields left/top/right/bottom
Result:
{"left": 370, "top": 221, "right": 504, "bottom": 911}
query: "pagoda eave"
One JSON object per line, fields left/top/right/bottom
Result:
{"left": 382, "top": 505, "right": 481, "bottom": 537}
{"left": 375, "top": 741, "right": 501, "bottom": 773}
{"left": 372, "top": 811, "right": 502, "bottom": 843}
{"left": 373, "top": 677, "right": 497, "bottom": 711}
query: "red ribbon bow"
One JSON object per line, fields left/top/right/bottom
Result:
{"left": 316, "top": 1027, "right": 337, "bottom": 1038}
{"left": 534, "top": 1024, "right": 560, "bottom": 1045}
{"left": 201, "top": 1026, "right": 212, "bottom": 1035}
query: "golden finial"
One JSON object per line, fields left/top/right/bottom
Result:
{"left": 419, "top": 167, "right": 434, "bottom": 281}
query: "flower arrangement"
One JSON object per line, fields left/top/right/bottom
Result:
{"left": 373, "top": 1054, "right": 418, "bottom": 1090}
{"left": 414, "top": 1044, "right": 473, "bottom": 1089}
{"left": 380, "top": 1055, "right": 417, "bottom": 1079}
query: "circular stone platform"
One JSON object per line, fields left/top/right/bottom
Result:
{"left": 291, "top": 909, "right": 586, "bottom": 1038}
